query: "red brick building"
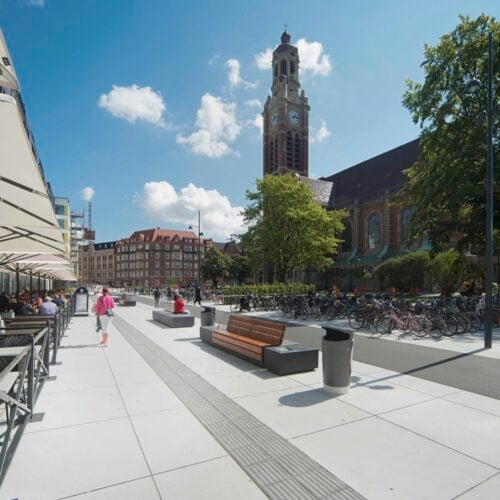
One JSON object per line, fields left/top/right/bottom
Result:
{"left": 114, "top": 228, "right": 212, "bottom": 289}
{"left": 321, "top": 139, "right": 430, "bottom": 289}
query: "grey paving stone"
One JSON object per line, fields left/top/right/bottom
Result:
{"left": 113, "top": 315, "right": 365, "bottom": 500}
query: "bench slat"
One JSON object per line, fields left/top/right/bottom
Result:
{"left": 212, "top": 337, "right": 262, "bottom": 362}
{"left": 213, "top": 332, "right": 264, "bottom": 354}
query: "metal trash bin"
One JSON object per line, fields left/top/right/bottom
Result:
{"left": 321, "top": 326, "right": 353, "bottom": 395}
{"left": 74, "top": 287, "right": 90, "bottom": 316}
{"left": 201, "top": 306, "right": 216, "bottom": 327}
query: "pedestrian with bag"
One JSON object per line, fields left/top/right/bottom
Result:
{"left": 94, "top": 288, "right": 116, "bottom": 347}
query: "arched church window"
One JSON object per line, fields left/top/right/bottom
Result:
{"left": 366, "top": 212, "right": 382, "bottom": 250}
{"left": 274, "top": 65, "right": 278, "bottom": 78}
{"left": 290, "top": 61, "right": 295, "bottom": 74}
{"left": 341, "top": 222, "right": 353, "bottom": 253}
{"left": 400, "top": 207, "right": 416, "bottom": 247}
{"left": 280, "top": 60, "right": 287, "bottom": 76}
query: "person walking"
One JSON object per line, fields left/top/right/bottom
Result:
{"left": 94, "top": 288, "right": 116, "bottom": 347}
{"left": 153, "top": 288, "right": 161, "bottom": 309}
{"left": 194, "top": 286, "right": 202, "bottom": 306}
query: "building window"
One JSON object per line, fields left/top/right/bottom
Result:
{"left": 280, "top": 60, "right": 287, "bottom": 76}
{"left": 274, "top": 64, "right": 278, "bottom": 77}
{"left": 366, "top": 212, "right": 382, "bottom": 250}
{"left": 55, "top": 204, "right": 65, "bottom": 215}
{"left": 400, "top": 207, "right": 415, "bottom": 247}
{"left": 290, "top": 60, "right": 295, "bottom": 74}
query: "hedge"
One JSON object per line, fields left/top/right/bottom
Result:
{"left": 222, "top": 284, "right": 315, "bottom": 296}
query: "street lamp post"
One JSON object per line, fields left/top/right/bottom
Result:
{"left": 189, "top": 210, "right": 203, "bottom": 288}
{"left": 465, "top": 31, "right": 494, "bottom": 349}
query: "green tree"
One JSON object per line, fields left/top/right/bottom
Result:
{"left": 200, "top": 247, "right": 230, "bottom": 288}
{"left": 228, "top": 254, "right": 252, "bottom": 285}
{"left": 240, "top": 174, "right": 346, "bottom": 283}
{"left": 374, "top": 252, "right": 431, "bottom": 292}
{"left": 431, "top": 250, "right": 469, "bottom": 295}
{"left": 400, "top": 15, "right": 500, "bottom": 254}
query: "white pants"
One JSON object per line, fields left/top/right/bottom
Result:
{"left": 99, "top": 315, "right": 113, "bottom": 333}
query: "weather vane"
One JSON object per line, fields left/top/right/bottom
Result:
{"left": 284, "top": 22, "right": 288, "bottom": 31}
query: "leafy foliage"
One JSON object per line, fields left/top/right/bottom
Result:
{"left": 228, "top": 254, "right": 252, "bottom": 285}
{"left": 239, "top": 174, "right": 346, "bottom": 282}
{"left": 223, "top": 283, "right": 315, "bottom": 297}
{"left": 200, "top": 247, "right": 230, "bottom": 288}
{"left": 374, "top": 252, "right": 431, "bottom": 291}
{"left": 400, "top": 15, "right": 500, "bottom": 254}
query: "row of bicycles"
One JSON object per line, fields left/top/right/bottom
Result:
{"left": 344, "top": 297, "right": 499, "bottom": 338}
{"left": 228, "top": 293, "right": 500, "bottom": 339}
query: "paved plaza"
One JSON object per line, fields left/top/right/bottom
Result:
{"left": 2, "top": 300, "right": 500, "bottom": 499}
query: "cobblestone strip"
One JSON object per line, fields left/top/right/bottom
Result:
{"left": 114, "top": 315, "right": 365, "bottom": 500}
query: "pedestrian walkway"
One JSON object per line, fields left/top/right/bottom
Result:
{"left": 2, "top": 302, "right": 500, "bottom": 499}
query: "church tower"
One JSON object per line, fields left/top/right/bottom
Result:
{"left": 262, "top": 30, "right": 310, "bottom": 177}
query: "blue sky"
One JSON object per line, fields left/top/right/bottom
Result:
{"left": 1, "top": 0, "right": 498, "bottom": 241}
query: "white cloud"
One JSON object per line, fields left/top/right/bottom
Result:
{"left": 255, "top": 39, "right": 331, "bottom": 77}
{"left": 98, "top": 84, "right": 167, "bottom": 127}
{"left": 245, "top": 98, "right": 262, "bottom": 108}
{"left": 27, "top": 0, "right": 45, "bottom": 6}
{"left": 176, "top": 93, "right": 241, "bottom": 158}
{"left": 255, "top": 48, "right": 273, "bottom": 70}
{"left": 135, "top": 181, "right": 245, "bottom": 241}
{"left": 208, "top": 54, "right": 220, "bottom": 65}
{"left": 247, "top": 114, "right": 263, "bottom": 135}
{"left": 225, "top": 59, "right": 257, "bottom": 89}
{"left": 311, "top": 121, "right": 331, "bottom": 143}
{"left": 80, "top": 187, "right": 95, "bottom": 201}
{"left": 296, "top": 39, "right": 332, "bottom": 76}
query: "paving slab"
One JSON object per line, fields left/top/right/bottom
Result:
{"left": 65, "top": 476, "right": 161, "bottom": 500}
{"left": 381, "top": 398, "right": 500, "bottom": 468}
{"left": 292, "top": 417, "right": 497, "bottom": 500}
{"left": 154, "top": 455, "right": 266, "bottom": 500}
{"left": 1, "top": 418, "right": 151, "bottom": 500}
{"left": 131, "top": 407, "right": 227, "bottom": 474}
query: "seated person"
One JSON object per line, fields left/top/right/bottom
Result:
{"left": 39, "top": 296, "right": 59, "bottom": 316}
{"left": 53, "top": 293, "right": 65, "bottom": 307}
{"left": 173, "top": 294, "right": 186, "bottom": 314}
{"left": 12, "top": 300, "right": 35, "bottom": 315}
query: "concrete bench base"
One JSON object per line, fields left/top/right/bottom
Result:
{"left": 153, "top": 310, "right": 194, "bottom": 328}
{"left": 263, "top": 342, "right": 318, "bottom": 375}
{"left": 119, "top": 300, "right": 136, "bottom": 306}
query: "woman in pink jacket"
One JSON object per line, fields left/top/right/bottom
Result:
{"left": 94, "top": 288, "right": 116, "bottom": 346}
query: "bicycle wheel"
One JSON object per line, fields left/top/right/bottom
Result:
{"left": 409, "top": 316, "right": 431, "bottom": 338}
{"left": 429, "top": 316, "right": 446, "bottom": 339}
{"left": 375, "top": 315, "right": 394, "bottom": 334}
{"left": 348, "top": 312, "right": 363, "bottom": 330}
{"left": 443, "top": 314, "right": 458, "bottom": 336}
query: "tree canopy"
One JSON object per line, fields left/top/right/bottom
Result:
{"left": 239, "top": 174, "right": 346, "bottom": 282}
{"left": 400, "top": 14, "right": 499, "bottom": 254}
{"left": 200, "top": 247, "right": 230, "bottom": 288}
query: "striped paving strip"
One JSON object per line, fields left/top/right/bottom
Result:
{"left": 114, "top": 315, "right": 364, "bottom": 500}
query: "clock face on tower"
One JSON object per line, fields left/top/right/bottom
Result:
{"left": 271, "top": 113, "right": 278, "bottom": 127}
{"left": 288, "top": 109, "right": 300, "bottom": 126}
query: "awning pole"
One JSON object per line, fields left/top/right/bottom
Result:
{"left": 16, "top": 263, "right": 20, "bottom": 300}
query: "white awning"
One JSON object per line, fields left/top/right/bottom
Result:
{"left": 0, "top": 93, "right": 65, "bottom": 256}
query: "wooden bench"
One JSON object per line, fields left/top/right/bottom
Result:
{"left": 210, "top": 315, "right": 285, "bottom": 365}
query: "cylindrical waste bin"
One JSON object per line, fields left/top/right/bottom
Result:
{"left": 201, "top": 306, "right": 216, "bottom": 327}
{"left": 321, "top": 326, "right": 353, "bottom": 395}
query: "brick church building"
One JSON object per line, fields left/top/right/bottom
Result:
{"left": 262, "top": 31, "right": 427, "bottom": 289}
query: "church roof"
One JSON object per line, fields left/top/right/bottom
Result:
{"left": 322, "top": 139, "right": 420, "bottom": 207}
{"left": 297, "top": 175, "right": 335, "bottom": 208}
